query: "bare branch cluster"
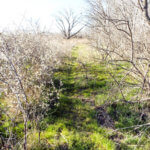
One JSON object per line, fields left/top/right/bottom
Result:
{"left": 56, "top": 9, "right": 84, "bottom": 39}
{"left": 87, "top": 0, "right": 150, "bottom": 101}
{"left": 0, "top": 32, "right": 74, "bottom": 149}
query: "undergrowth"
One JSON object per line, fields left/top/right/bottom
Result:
{"left": 1, "top": 44, "right": 149, "bottom": 149}
{"left": 30, "top": 45, "right": 149, "bottom": 150}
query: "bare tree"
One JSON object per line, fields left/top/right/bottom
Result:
{"left": 0, "top": 31, "right": 69, "bottom": 149}
{"left": 55, "top": 9, "right": 84, "bottom": 39}
{"left": 87, "top": 0, "right": 150, "bottom": 101}
{"left": 86, "top": 1, "right": 150, "bottom": 148}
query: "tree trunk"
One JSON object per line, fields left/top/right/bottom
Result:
{"left": 24, "top": 117, "right": 27, "bottom": 150}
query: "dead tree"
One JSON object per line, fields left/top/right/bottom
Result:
{"left": 56, "top": 9, "right": 84, "bottom": 39}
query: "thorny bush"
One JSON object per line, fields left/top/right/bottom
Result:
{"left": 0, "top": 32, "right": 73, "bottom": 149}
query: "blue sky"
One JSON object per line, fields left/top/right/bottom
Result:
{"left": 0, "top": 0, "right": 87, "bottom": 31}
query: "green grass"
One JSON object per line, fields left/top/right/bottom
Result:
{"left": 41, "top": 97, "right": 116, "bottom": 150}
{"left": 1, "top": 44, "right": 149, "bottom": 149}
{"left": 35, "top": 45, "right": 149, "bottom": 150}
{"left": 32, "top": 45, "right": 119, "bottom": 149}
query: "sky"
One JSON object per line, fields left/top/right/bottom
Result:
{"left": 0, "top": 0, "right": 87, "bottom": 32}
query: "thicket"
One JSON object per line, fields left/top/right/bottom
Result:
{"left": 0, "top": 32, "right": 76, "bottom": 149}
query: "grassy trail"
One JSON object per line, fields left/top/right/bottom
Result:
{"left": 39, "top": 45, "right": 116, "bottom": 150}
{"left": 35, "top": 45, "right": 150, "bottom": 150}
